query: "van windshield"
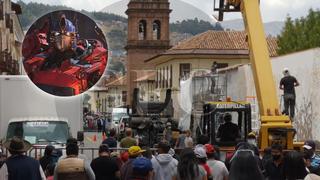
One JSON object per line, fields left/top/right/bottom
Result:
{"left": 7, "top": 121, "right": 70, "bottom": 144}
{"left": 112, "top": 113, "right": 127, "bottom": 122}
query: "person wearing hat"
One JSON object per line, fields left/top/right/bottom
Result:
{"left": 194, "top": 145, "right": 213, "bottom": 180}
{"left": 90, "top": 144, "right": 120, "bottom": 180}
{"left": 54, "top": 142, "right": 95, "bottom": 180}
{"left": 247, "top": 132, "right": 260, "bottom": 156}
{"left": 120, "top": 128, "right": 138, "bottom": 148}
{"left": 131, "top": 157, "right": 153, "bottom": 180}
{"left": 0, "top": 136, "right": 46, "bottom": 180}
{"left": 303, "top": 140, "right": 320, "bottom": 175}
{"left": 151, "top": 141, "right": 178, "bottom": 180}
{"left": 205, "top": 144, "right": 229, "bottom": 180}
{"left": 120, "top": 146, "right": 146, "bottom": 180}
{"left": 279, "top": 67, "right": 299, "bottom": 119}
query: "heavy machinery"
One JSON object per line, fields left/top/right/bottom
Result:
{"left": 207, "top": 0, "right": 301, "bottom": 150}
{"left": 128, "top": 88, "right": 176, "bottom": 147}
{"left": 200, "top": 101, "right": 252, "bottom": 147}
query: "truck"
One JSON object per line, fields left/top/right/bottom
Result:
{"left": 0, "top": 75, "right": 84, "bottom": 148}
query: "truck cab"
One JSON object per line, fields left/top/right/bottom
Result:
{"left": 6, "top": 117, "right": 71, "bottom": 145}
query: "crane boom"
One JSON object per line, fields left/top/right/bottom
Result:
{"left": 214, "top": 0, "right": 301, "bottom": 149}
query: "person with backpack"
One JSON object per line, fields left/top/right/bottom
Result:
{"left": 120, "top": 146, "right": 146, "bottom": 180}
{"left": 131, "top": 157, "right": 153, "bottom": 180}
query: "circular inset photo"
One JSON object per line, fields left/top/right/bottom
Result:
{"left": 22, "top": 10, "right": 108, "bottom": 96}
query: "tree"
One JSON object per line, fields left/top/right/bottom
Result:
{"left": 277, "top": 9, "right": 320, "bottom": 55}
{"left": 170, "top": 18, "right": 222, "bottom": 35}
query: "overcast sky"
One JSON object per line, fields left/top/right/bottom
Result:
{"left": 17, "top": 0, "right": 320, "bottom": 22}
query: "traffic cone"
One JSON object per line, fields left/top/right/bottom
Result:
{"left": 93, "top": 134, "right": 97, "bottom": 142}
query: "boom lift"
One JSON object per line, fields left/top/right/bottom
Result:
{"left": 212, "top": 0, "right": 302, "bottom": 149}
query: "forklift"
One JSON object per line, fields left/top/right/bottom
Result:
{"left": 200, "top": 101, "right": 252, "bottom": 147}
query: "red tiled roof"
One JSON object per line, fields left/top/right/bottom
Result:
{"left": 134, "top": 71, "right": 156, "bottom": 82}
{"left": 169, "top": 30, "right": 278, "bottom": 57}
{"left": 106, "top": 76, "right": 127, "bottom": 87}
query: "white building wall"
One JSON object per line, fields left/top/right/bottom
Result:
{"left": 225, "top": 48, "right": 320, "bottom": 141}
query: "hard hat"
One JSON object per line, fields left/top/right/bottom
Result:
{"left": 283, "top": 67, "right": 289, "bottom": 73}
{"left": 248, "top": 132, "right": 256, "bottom": 138}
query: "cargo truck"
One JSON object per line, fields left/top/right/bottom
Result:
{"left": 0, "top": 75, "right": 84, "bottom": 147}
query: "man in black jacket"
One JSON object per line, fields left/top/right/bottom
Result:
{"left": 0, "top": 137, "right": 46, "bottom": 180}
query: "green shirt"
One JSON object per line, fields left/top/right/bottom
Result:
{"left": 120, "top": 137, "right": 137, "bottom": 148}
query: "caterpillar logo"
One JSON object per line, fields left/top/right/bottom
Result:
{"left": 216, "top": 103, "right": 244, "bottom": 109}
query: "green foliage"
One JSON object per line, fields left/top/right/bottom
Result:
{"left": 277, "top": 9, "right": 320, "bottom": 55}
{"left": 16, "top": 1, "right": 126, "bottom": 30}
{"left": 170, "top": 18, "right": 223, "bottom": 35}
{"left": 17, "top": 1, "right": 72, "bottom": 28}
{"left": 90, "top": 11, "right": 127, "bottom": 23}
{"left": 107, "top": 29, "right": 127, "bottom": 52}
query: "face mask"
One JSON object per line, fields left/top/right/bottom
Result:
{"left": 304, "top": 151, "right": 313, "bottom": 159}
{"left": 273, "top": 155, "right": 281, "bottom": 161}
{"left": 248, "top": 139, "right": 256, "bottom": 146}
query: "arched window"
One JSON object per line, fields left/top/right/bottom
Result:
{"left": 153, "top": 20, "right": 161, "bottom": 40}
{"left": 139, "top": 20, "right": 147, "bottom": 40}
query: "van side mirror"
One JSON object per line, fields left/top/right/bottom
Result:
{"left": 77, "top": 131, "right": 84, "bottom": 142}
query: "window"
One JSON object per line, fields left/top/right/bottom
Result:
{"left": 156, "top": 69, "right": 158, "bottom": 88}
{"left": 180, "top": 63, "right": 191, "bottom": 80}
{"left": 0, "top": 2, "right": 3, "bottom": 21}
{"left": 138, "top": 20, "right": 147, "bottom": 40}
{"left": 170, "top": 65, "right": 172, "bottom": 87}
{"left": 122, "top": 91, "right": 127, "bottom": 103}
{"left": 162, "top": 67, "right": 165, "bottom": 88}
{"left": 166, "top": 66, "right": 169, "bottom": 88}
{"left": 159, "top": 68, "right": 162, "bottom": 88}
{"left": 153, "top": 20, "right": 161, "bottom": 40}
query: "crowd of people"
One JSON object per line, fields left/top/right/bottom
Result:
{"left": 1, "top": 128, "right": 320, "bottom": 180}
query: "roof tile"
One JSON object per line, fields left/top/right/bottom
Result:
{"left": 170, "top": 30, "right": 278, "bottom": 57}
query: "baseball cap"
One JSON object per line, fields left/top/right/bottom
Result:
{"left": 99, "top": 144, "right": 110, "bottom": 153}
{"left": 204, "top": 144, "right": 215, "bottom": 154}
{"left": 248, "top": 132, "right": 256, "bottom": 139}
{"left": 304, "top": 140, "right": 316, "bottom": 150}
{"left": 120, "top": 151, "right": 129, "bottom": 162}
{"left": 132, "top": 157, "right": 153, "bottom": 174}
{"left": 194, "top": 145, "right": 207, "bottom": 158}
{"left": 128, "top": 146, "right": 146, "bottom": 157}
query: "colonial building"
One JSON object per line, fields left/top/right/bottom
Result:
{"left": 145, "top": 30, "right": 278, "bottom": 119}
{"left": 0, "top": 0, "right": 23, "bottom": 75}
{"left": 146, "top": 30, "right": 277, "bottom": 90}
{"left": 125, "top": 0, "right": 171, "bottom": 105}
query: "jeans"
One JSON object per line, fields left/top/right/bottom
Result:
{"left": 283, "top": 93, "right": 296, "bottom": 119}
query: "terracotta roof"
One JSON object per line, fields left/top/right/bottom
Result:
{"left": 134, "top": 71, "right": 156, "bottom": 82}
{"left": 169, "top": 30, "right": 278, "bottom": 57}
{"left": 106, "top": 76, "right": 127, "bottom": 87}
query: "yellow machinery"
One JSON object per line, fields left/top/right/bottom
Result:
{"left": 213, "top": 0, "right": 302, "bottom": 149}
